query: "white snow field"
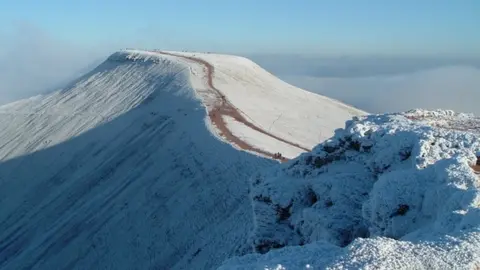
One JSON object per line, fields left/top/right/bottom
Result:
{"left": 0, "top": 49, "right": 363, "bottom": 270}
{"left": 218, "top": 109, "right": 480, "bottom": 270}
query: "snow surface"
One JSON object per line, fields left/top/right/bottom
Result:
{"left": 164, "top": 50, "right": 366, "bottom": 154}
{"left": 219, "top": 109, "right": 480, "bottom": 270}
{"left": 0, "top": 51, "right": 279, "bottom": 270}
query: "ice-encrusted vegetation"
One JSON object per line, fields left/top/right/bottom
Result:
{"left": 219, "top": 109, "right": 480, "bottom": 269}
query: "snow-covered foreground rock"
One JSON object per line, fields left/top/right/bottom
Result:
{"left": 219, "top": 110, "right": 480, "bottom": 270}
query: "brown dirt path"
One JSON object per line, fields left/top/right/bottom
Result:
{"left": 155, "top": 51, "right": 312, "bottom": 161}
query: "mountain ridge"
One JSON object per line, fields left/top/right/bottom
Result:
{"left": 0, "top": 49, "right": 363, "bottom": 269}
{"left": 0, "top": 50, "right": 268, "bottom": 269}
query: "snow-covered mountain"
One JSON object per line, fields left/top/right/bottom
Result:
{"left": 0, "top": 50, "right": 363, "bottom": 270}
{"left": 1, "top": 49, "right": 479, "bottom": 270}
{"left": 219, "top": 109, "right": 480, "bottom": 270}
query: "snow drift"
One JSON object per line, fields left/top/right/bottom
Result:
{"left": 219, "top": 109, "right": 480, "bottom": 270}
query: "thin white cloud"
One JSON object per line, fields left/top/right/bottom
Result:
{"left": 281, "top": 66, "right": 480, "bottom": 115}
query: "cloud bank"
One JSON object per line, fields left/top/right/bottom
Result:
{"left": 0, "top": 23, "right": 108, "bottom": 104}
{"left": 250, "top": 55, "right": 480, "bottom": 115}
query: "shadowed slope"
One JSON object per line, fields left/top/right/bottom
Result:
{"left": 0, "top": 52, "right": 274, "bottom": 270}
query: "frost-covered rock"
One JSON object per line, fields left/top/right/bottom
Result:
{"left": 219, "top": 110, "right": 480, "bottom": 269}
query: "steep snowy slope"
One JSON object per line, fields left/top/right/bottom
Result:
{"left": 219, "top": 109, "right": 480, "bottom": 269}
{"left": 0, "top": 51, "right": 281, "bottom": 270}
{"left": 156, "top": 50, "right": 366, "bottom": 158}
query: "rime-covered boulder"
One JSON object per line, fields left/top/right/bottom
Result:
{"left": 220, "top": 109, "right": 480, "bottom": 270}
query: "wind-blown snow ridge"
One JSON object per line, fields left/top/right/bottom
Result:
{"left": 219, "top": 109, "right": 480, "bottom": 270}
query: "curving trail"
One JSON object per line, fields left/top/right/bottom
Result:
{"left": 156, "top": 51, "right": 311, "bottom": 161}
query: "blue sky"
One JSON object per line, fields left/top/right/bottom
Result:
{"left": 1, "top": 0, "right": 479, "bottom": 55}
